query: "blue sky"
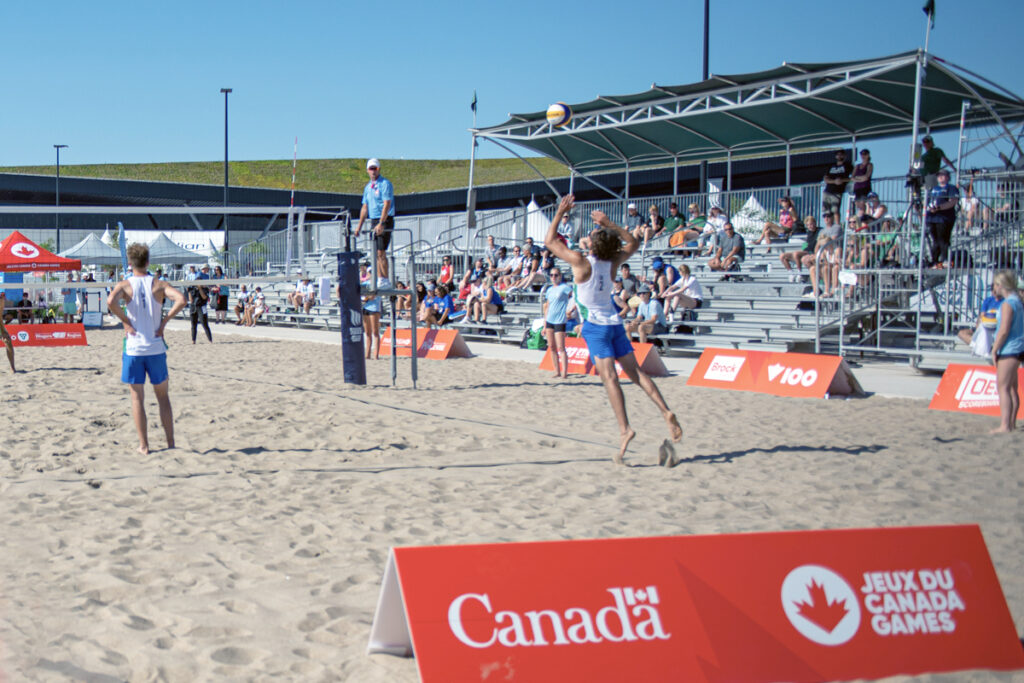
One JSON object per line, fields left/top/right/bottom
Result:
{"left": 1, "top": 0, "right": 1021, "bottom": 180}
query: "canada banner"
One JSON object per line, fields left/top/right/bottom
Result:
{"left": 6, "top": 323, "right": 88, "bottom": 347}
{"left": 367, "top": 526, "right": 1023, "bottom": 682}
{"left": 379, "top": 327, "right": 472, "bottom": 360}
{"left": 538, "top": 337, "right": 668, "bottom": 379}
{"left": 686, "top": 348, "right": 863, "bottom": 398}
{"left": 928, "top": 363, "right": 1024, "bottom": 418}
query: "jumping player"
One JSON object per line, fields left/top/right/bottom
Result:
{"left": 107, "top": 244, "right": 187, "bottom": 454}
{"left": 544, "top": 194, "right": 683, "bottom": 464}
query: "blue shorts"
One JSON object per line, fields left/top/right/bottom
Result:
{"left": 582, "top": 320, "right": 633, "bottom": 359}
{"left": 121, "top": 353, "right": 169, "bottom": 385}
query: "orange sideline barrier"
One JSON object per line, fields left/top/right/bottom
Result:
{"left": 368, "top": 526, "right": 1024, "bottom": 682}
{"left": 686, "top": 348, "right": 862, "bottom": 398}
{"left": 379, "top": 327, "right": 471, "bottom": 359}
{"left": 7, "top": 323, "right": 88, "bottom": 347}
{"left": 538, "top": 336, "right": 668, "bottom": 378}
{"left": 928, "top": 363, "right": 1024, "bottom": 418}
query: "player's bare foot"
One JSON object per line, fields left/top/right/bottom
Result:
{"left": 138, "top": 445, "right": 149, "bottom": 455}
{"left": 615, "top": 427, "right": 636, "bottom": 465}
{"left": 989, "top": 427, "right": 1012, "bottom": 434}
{"left": 665, "top": 413, "right": 683, "bottom": 442}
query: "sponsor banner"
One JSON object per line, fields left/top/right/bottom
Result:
{"left": 368, "top": 526, "right": 1023, "bottom": 682}
{"left": 379, "top": 327, "right": 471, "bottom": 360}
{"left": 7, "top": 323, "right": 88, "bottom": 347}
{"left": 929, "top": 363, "right": 1024, "bottom": 418}
{"left": 538, "top": 337, "right": 668, "bottom": 378}
{"left": 687, "top": 348, "right": 862, "bottom": 398}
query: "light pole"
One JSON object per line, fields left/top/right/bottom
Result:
{"left": 54, "top": 144, "right": 68, "bottom": 252}
{"left": 220, "top": 87, "right": 232, "bottom": 253}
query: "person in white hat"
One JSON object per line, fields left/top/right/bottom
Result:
{"left": 355, "top": 158, "right": 395, "bottom": 278}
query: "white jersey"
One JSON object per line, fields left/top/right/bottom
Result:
{"left": 124, "top": 274, "right": 165, "bottom": 357}
{"left": 679, "top": 275, "right": 703, "bottom": 300}
{"left": 575, "top": 255, "right": 622, "bottom": 325}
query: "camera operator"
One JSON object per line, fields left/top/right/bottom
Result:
{"left": 925, "top": 168, "right": 959, "bottom": 269}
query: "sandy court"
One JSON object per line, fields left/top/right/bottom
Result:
{"left": 0, "top": 327, "right": 1021, "bottom": 682}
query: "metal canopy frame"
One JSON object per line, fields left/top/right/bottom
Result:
{"left": 471, "top": 51, "right": 1024, "bottom": 178}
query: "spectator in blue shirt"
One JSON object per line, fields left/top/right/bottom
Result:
{"left": 926, "top": 169, "right": 960, "bottom": 269}
{"left": 422, "top": 284, "right": 454, "bottom": 327}
{"left": 542, "top": 268, "right": 573, "bottom": 378}
{"left": 625, "top": 286, "right": 668, "bottom": 343}
{"left": 354, "top": 158, "right": 396, "bottom": 278}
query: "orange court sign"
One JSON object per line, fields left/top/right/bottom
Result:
{"left": 379, "top": 327, "right": 471, "bottom": 359}
{"left": 687, "top": 348, "right": 862, "bottom": 398}
{"left": 928, "top": 363, "right": 1024, "bottom": 418}
{"left": 367, "top": 526, "right": 1023, "bottom": 682}
{"left": 538, "top": 336, "right": 668, "bottom": 378}
{"left": 7, "top": 323, "right": 87, "bottom": 347}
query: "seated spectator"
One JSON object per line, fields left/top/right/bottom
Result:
{"left": 438, "top": 255, "right": 454, "bottom": 287}
{"left": 234, "top": 284, "right": 252, "bottom": 324}
{"left": 707, "top": 222, "right": 745, "bottom": 277}
{"left": 470, "top": 276, "right": 503, "bottom": 324}
{"left": 610, "top": 277, "right": 630, "bottom": 317}
{"left": 497, "top": 246, "right": 525, "bottom": 291}
{"left": 625, "top": 286, "right": 668, "bottom": 343}
{"left": 649, "top": 257, "right": 680, "bottom": 301}
{"left": 287, "top": 279, "right": 304, "bottom": 309}
{"left": 662, "top": 263, "right": 704, "bottom": 321}
{"left": 394, "top": 281, "right": 411, "bottom": 319}
{"left": 866, "top": 192, "right": 887, "bottom": 221}
{"left": 460, "top": 258, "right": 486, "bottom": 296}
{"left": 618, "top": 263, "right": 640, "bottom": 312}
{"left": 623, "top": 202, "right": 643, "bottom": 234}
{"left": 663, "top": 202, "right": 685, "bottom": 236}
{"left": 417, "top": 285, "right": 436, "bottom": 324}
{"left": 301, "top": 277, "right": 316, "bottom": 313}
{"left": 700, "top": 206, "right": 729, "bottom": 255}
{"left": 754, "top": 196, "right": 797, "bottom": 253}
{"left": 249, "top": 287, "right": 267, "bottom": 325}
{"left": 461, "top": 275, "right": 485, "bottom": 319}
{"left": 633, "top": 205, "right": 666, "bottom": 242}
{"left": 803, "top": 214, "right": 842, "bottom": 299}
{"left": 523, "top": 236, "right": 541, "bottom": 258}
{"left": 780, "top": 215, "right": 820, "bottom": 282}
{"left": 358, "top": 262, "right": 371, "bottom": 285}
{"left": 16, "top": 292, "right": 34, "bottom": 324}
{"left": 510, "top": 254, "right": 545, "bottom": 292}
{"left": 422, "top": 284, "right": 454, "bottom": 327}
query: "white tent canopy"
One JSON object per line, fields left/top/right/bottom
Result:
{"left": 146, "top": 232, "right": 206, "bottom": 265}
{"left": 59, "top": 232, "right": 123, "bottom": 266}
{"left": 524, "top": 200, "right": 549, "bottom": 243}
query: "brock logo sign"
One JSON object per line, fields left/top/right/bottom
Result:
{"left": 447, "top": 585, "right": 670, "bottom": 649}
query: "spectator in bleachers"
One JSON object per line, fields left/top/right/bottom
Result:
{"left": 804, "top": 214, "right": 841, "bottom": 299}
{"left": 542, "top": 268, "right": 573, "bottom": 378}
{"left": 663, "top": 202, "right": 685, "bottom": 236}
{"left": 926, "top": 168, "right": 960, "bottom": 269}
{"left": 359, "top": 262, "right": 371, "bottom": 285}
{"left": 866, "top": 192, "right": 887, "bottom": 221}
{"left": 488, "top": 245, "right": 508, "bottom": 277}
{"left": 610, "top": 277, "right": 630, "bottom": 317}
{"left": 472, "top": 275, "right": 503, "bottom": 324}
{"left": 249, "top": 287, "right": 267, "bottom": 326}
{"left": 662, "top": 263, "right": 703, "bottom": 321}
{"left": 707, "top": 222, "right": 745, "bottom": 278}
{"left": 461, "top": 274, "right": 485, "bottom": 322}
{"left": 959, "top": 178, "right": 981, "bottom": 230}
{"left": 439, "top": 255, "right": 454, "bottom": 287}
{"left": 417, "top": 284, "right": 436, "bottom": 324}
{"left": 957, "top": 281, "right": 1000, "bottom": 356}
{"left": 460, "top": 258, "right": 487, "bottom": 297}
{"left": 16, "top": 292, "right": 34, "bottom": 324}
{"left": 423, "top": 283, "right": 455, "bottom": 327}
{"left": 625, "top": 286, "right": 668, "bottom": 343}
{"left": 649, "top": 257, "right": 680, "bottom": 301}
{"left": 540, "top": 247, "right": 556, "bottom": 273}
{"left": 287, "top": 278, "right": 304, "bottom": 310}
{"left": 851, "top": 149, "right": 874, "bottom": 216}
{"left": 623, "top": 203, "right": 643, "bottom": 234}
{"left": 633, "top": 205, "right": 665, "bottom": 243}
{"left": 299, "top": 277, "right": 316, "bottom": 313}
{"left": 700, "top": 206, "right": 729, "bottom": 256}
{"left": 484, "top": 235, "right": 500, "bottom": 270}
{"left": 523, "top": 236, "right": 541, "bottom": 258}
{"left": 234, "top": 285, "right": 252, "bottom": 324}
{"left": 753, "top": 196, "right": 797, "bottom": 253}
{"left": 394, "top": 281, "right": 411, "bottom": 319}
{"left": 669, "top": 203, "right": 707, "bottom": 252}
{"left": 496, "top": 246, "right": 524, "bottom": 290}
{"left": 510, "top": 253, "right": 545, "bottom": 292}
{"left": 822, "top": 149, "right": 852, "bottom": 225}
{"left": 780, "top": 215, "right": 820, "bottom": 283}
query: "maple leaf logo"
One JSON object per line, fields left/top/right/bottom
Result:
{"left": 795, "top": 580, "right": 850, "bottom": 633}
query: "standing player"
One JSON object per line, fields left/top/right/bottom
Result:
{"left": 355, "top": 158, "right": 395, "bottom": 279}
{"left": 107, "top": 244, "right": 187, "bottom": 455}
{"left": 544, "top": 194, "right": 682, "bottom": 464}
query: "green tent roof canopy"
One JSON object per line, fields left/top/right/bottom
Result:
{"left": 474, "top": 51, "right": 1024, "bottom": 174}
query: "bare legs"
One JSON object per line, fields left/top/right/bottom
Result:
{"left": 992, "top": 356, "right": 1020, "bottom": 433}
{"left": 592, "top": 354, "right": 682, "bottom": 465}
{"left": 545, "top": 327, "right": 568, "bottom": 378}
{"left": 130, "top": 381, "right": 175, "bottom": 455}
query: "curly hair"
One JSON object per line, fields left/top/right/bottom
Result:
{"left": 589, "top": 229, "right": 620, "bottom": 261}
{"left": 126, "top": 243, "right": 149, "bottom": 270}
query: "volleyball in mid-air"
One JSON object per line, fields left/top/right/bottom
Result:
{"left": 546, "top": 102, "right": 572, "bottom": 127}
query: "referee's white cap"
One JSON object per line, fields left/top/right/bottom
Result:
{"left": 366, "top": 158, "right": 380, "bottom": 169}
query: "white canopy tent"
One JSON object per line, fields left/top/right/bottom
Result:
{"left": 59, "top": 232, "right": 123, "bottom": 266}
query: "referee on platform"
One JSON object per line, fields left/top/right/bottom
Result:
{"left": 355, "top": 157, "right": 395, "bottom": 279}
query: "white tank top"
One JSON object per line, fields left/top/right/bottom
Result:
{"left": 576, "top": 255, "right": 621, "bottom": 325}
{"left": 124, "top": 274, "right": 165, "bottom": 357}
